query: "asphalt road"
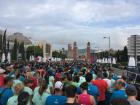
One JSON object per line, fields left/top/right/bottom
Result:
{"left": 112, "top": 67, "right": 123, "bottom": 76}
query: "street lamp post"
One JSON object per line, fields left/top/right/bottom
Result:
{"left": 103, "top": 36, "right": 110, "bottom": 50}
{"left": 103, "top": 36, "right": 111, "bottom": 66}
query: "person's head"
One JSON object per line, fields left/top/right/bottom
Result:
{"left": 115, "top": 79, "right": 125, "bottom": 90}
{"left": 97, "top": 72, "right": 103, "bottom": 79}
{"left": 67, "top": 74, "right": 72, "bottom": 81}
{"left": 40, "top": 79, "right": 48, "bottom": 90}
{"left": 79, "top": 72, "right": 83, "bottom": 76}
{"left": 39, "top": 79, "right": 48, "bottom": 96}
{"left": 121, "top": 75, "right": 127, "bottom": 82}
{"left": 54, "top": 81, "right": 63, "bottom": 95}
{"left": 126, "top": 84, "right": 137, "bottom": 97}
{"left": 85, "top": 73, "right": 93, "bottom": 82}
{"left": 103, "top": 72, "right": 108, "bottom": 78}
{"left": 4, "top": 76, "right": 13, "bottom": 87}
{"left": 24, "top": 79, "right": 33, "bottom": 87}
{"left": 108, "top": 73, "right": 113, "bottom": 79}
{"left": 65, "top": 85, "right": 76, "bottom": 98}
{"left": 18, "top": 92, "right": 29, "bottom": 105}
{"left": 0, "top": 68, "right": 5, "bottom": 75}
{"left": 80, "top": 82, "right": 88, "bottom": 91}
{"left": 74, "top": 76, "right": 79, "bottom": 83}
{"left": 14, "top": 83, "right": 24, "bottom": 95}
{"left": 110, "top": 99, "right": 130, "bottom": 105}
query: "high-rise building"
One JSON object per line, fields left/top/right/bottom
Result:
{"left": 127, "top": 35, "right": 140, "bottom": 65}
{"left": 87, "top": 42, "right": 91, "bottom": 61}
{"left": 68, "top": 44, "right": 73, "bottom": 58}
{"left": 73, "top": 42, "right": 78, "bottom": 59}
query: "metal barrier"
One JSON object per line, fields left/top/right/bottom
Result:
{"left": 127, "top": 71, "right": 140, "bottom": 85}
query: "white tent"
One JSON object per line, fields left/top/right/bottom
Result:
{"left": 105, "top": 58, "right": 108, "bottom": 63}
{"left": 38, "top": 56, "right": 42, "bottom": 62}
{"left": 31, "top": 56, "right": 35, "bottom": 61}
{"left": 1, "top": 53, "right": 5, "bottom": 62}
{"left": 29, "top": 56, "right": 32, "bottom": 62}
{"left": 102, "top": 58, "right": 105, "bottom": 63}
{"left": 97, "top": 59, "right": 99, "bottom": 63}
{"left": 29, "top": 55, "right": 34, "bottom": 62}
{"left": 43, "top": 57, "right": 46, "bottom": 62}
{"left": 98, "top": 59, "right": 101, "bottom": 63}
{"left": 112, "top": 58, "right": 116, "bottom": 64}
{"left": 128, "top": 56, "right": 136, "bottom": 67}
{"left": 7, "top": 53, "right": 11, "bottom": 63}
{"left": 108, "top": 58, "right": 112, "bottom": 64}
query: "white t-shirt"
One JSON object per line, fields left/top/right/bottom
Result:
{"left": 79, "top": 76, "right": 86, "bottom": 85}
{"left": 49, "top": 76, "right": 54, "bottom": 87}
{"left": 34, "top": 86, "right": 51, "bottom": 95}
{"left": 24, "top": 86, "right": 33, "bottom": 96}
{"left": 103, "top": 78, "right": 115, "bottom": 93}
{"left": 7, "top": 95, "right": 30, "bottom": 105}
{"left": 32, "top": 89, "right": 50, "bottom": 105}
{"left": 24, "top": 86, "right": 33, "bottom": 105}
{"left": 103, "top": 78, "right": 111, "bottom": 87}
{"left": 7, "top": 95, "right": 18, "bottom": 105}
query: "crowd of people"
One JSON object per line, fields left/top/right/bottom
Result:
{"left": 0, "top": 60, "right": 139, "bottom": 105}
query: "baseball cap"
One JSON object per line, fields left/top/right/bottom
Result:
{"left": 0, "top": 68, "right": 5, "bottom": 74}
{"left": 55, "top": 81, "right": 63, "bottom": 89}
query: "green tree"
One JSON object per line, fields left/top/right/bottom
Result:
{"left": 0, "top": 34, "right": 2, "bottom": 59}
{"left": 52, "top": 50, "right": 67, "bottom": 59}
{"left": 116, "top": 50, "right": 120, "bottom": 62}
{"left": 52, "top": 51, "right": 60, "bottom": 58}
{"left": 3, "top": 29, "right": 7, "bottom": 58}
{"left": 19, "top": 42, "right": 25, "bottom": 60}
{"left": 26, "top": 46, "right": 43, "bottom": 60}
{"left": 122, "top": 46, "right": 128, "bottom": 62}
{"left": 11, "top": 39, "right": 18, "bottom": 60}
{"left": 7, "top": 40, "right": 10, "bottom": 52}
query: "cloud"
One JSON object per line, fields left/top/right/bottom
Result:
{"left": 0, "top": 0, "right": 140, "bottom": 50}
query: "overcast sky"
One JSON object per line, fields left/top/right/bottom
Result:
{"left": 0, "top": 0, "right": 140, "bottom": 50}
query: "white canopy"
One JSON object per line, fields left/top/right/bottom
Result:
{"left": 7, "top": 53, "right": 11, "bottom": 63}
{"left": 1, "top": 53, "right": 5, "bottom": 62}
{"left": 128, "top": 56, "right": 136, "bottom": 67}
{"left": 112, "top": 58, "right": 116, "bottom": 64}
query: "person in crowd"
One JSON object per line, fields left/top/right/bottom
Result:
{"left": 34, "top": 78, "right": 51, "bottom": 95}
{"left": 92, "top": 72, "right": 108, "bottom": 105}
{"left": 72, "top": 76, "right": 80, "bottom": 88}
{"left": 108, "top": 74, "right": 116, "bottom": 93}
{"left": 7, "top": 83, "right": 24, "bottom": 105}
{"left": 85, "top": 73, "right": 100, "bottom": 103}
{"left": 45, "top": 81, "right": 67, "bottom": 105}
{"left": 48, "top": 70, "right": 55, "bottom": 88}
{"left": 18, "top": 92, "right": 30, "bottom": 105}
{"left": 0, "top": 68, "right": 6, "bottom": 87}
{"left": 121, "top": 75, "right": 128, "bottom": 88}
{"left": 110, "top": 79, "right": 127, "bottom": 102}
{"left": 32, "top": 79, "right": 50, "bottom": 105}
{"left": 78, "top": 82, "right": 96, "bottom": 105}
{"left": 0, "top": 76, "right": 14, "bottom": 105}
{"left": 55, "top": 67, "right": 63, "bottom": 81}
{"left": 23, "top": 79, "right": 33, "bottom": 105}
{"left": 110, "top": 99, "right": 130, "bottom": 105}
{"left": 104, "top": 73, "right": 116, "bottom": 105}
{"left": 65, "top": 85, "right": 79, "bottom": 105}
{"left": 126, "top": 84, "right": 140, "bottom": 105}
{"left": 12, "top": 69, "right": 22, "bottom": 91}
{"left": 79, "top": 72, "right": 86, "bottom": 85}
